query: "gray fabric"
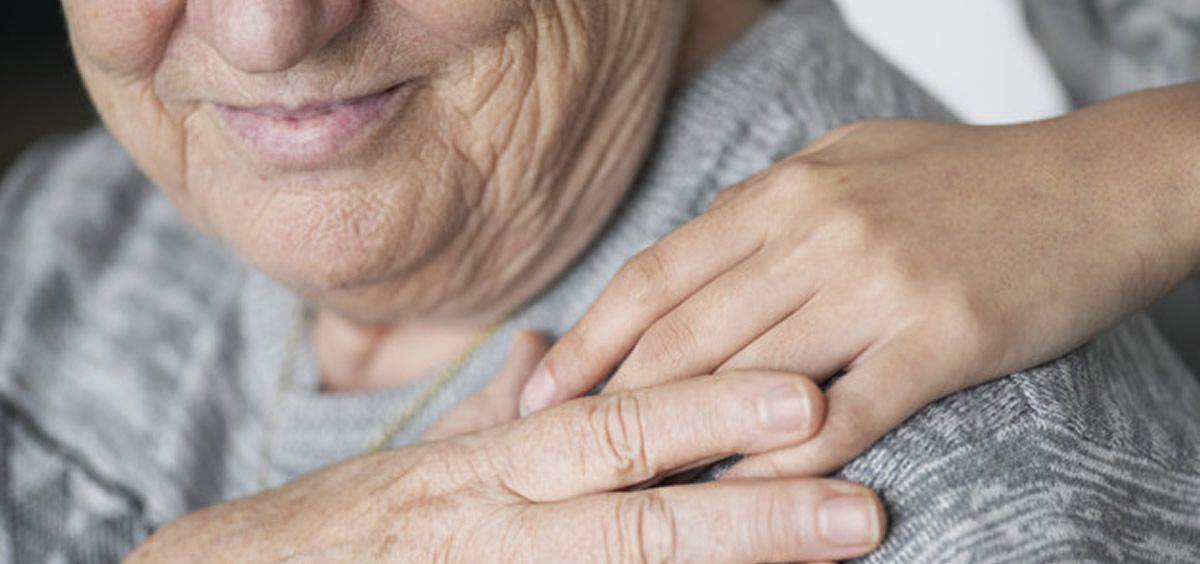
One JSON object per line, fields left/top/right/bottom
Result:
{"left": 1023, "top": 0, "right": 1200, "bottom": 107}
{"left": 0, "top": 1, "right": 1198, "bottom": 561}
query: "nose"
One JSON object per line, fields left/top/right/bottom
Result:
{"left": 194, "top": 0, "right": 361, "bottom": 73}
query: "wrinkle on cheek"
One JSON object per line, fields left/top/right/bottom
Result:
{"left": 81, "top": 46, "right": 206, "bottom": 229}
{"left": 418, "top": 1, "right": 610, "bottom": 288}
{"left": 395, "top": 0, "right": 527, "bottom": 47}
{"left": 178, "top": 114, "right": 208, "bottom": 228}
{"left": 415, "top": 133, "right": 484, "bottom": 250}
{"left": 239, "top": 171, "right": 285, "bottom": 243}
{"left": 138, "top": 81, "right": 209, "bottom": 224}
{"left": 446, "top": 15, "right": 573, "bottom": 190}
{"left": 439, "top": 136, "right": 493, "bottom": 213}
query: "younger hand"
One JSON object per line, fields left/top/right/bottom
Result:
{"left": 520, "top": 114, "right": 1196, "bottom": 478}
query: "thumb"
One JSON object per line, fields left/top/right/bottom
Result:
{"left": 423, "top": 330, "right": 550, "bottom": 441}
{"left": 722, "top": 336, "right": 953, "bottom": 479}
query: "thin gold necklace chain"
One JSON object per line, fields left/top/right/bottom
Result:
{"left": 258, "top": 302, "right": 504, "bottom": 489}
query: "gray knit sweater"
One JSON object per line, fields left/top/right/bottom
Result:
{"left": 1, "top": 1, "right": 1198, "bottom": 562}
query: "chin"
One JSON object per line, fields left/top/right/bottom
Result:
{"left": 290, "top": 273, "right": 461, "bottom": 326}
{"left": 231, "top": 209, "right": 432, "bottom": 293}
{"left": 195, "top": 157, "right": 471, "bottom": 292}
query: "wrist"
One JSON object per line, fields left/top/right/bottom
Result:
{"left": 1050, "top": 84, "right": 1200, "bottom": 284}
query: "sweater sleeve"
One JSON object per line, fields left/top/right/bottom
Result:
{"left": 0, "top": 397, "right": 151, "bottom": 562}
{"left": 0, "top": 133, "right": 167, "bottom": 562}
{"left": 843, "top": 314, "right": 1200, "bottom": 562}
{"left": 1022, "top": 0, "right": 1200, "bottom": 106}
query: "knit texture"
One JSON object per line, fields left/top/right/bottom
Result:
{"left": 1, "top": 1, "right": 1197, "bottom": 561}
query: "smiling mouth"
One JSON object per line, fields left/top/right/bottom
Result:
{"left": 215, "top": 83, "right": 410, "bottom": 167}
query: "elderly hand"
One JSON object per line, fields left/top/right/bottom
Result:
{"left": 128, "top": 370, "right": 886, "bottom": 563}
{"left": 520, "top": 87, "right": 1200, "bottom": 479}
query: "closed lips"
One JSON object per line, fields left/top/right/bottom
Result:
{"left": 215, "top": 82, "right": 410, "bottom": 166}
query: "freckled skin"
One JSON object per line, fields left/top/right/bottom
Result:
{"left": 63, "top": 0, "right": 688, "bottom": 325}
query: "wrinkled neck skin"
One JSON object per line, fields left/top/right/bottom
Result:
{"left": 317, "top": 0, "right": 770, "bottom": 392}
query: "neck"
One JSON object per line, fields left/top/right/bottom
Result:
{"left": 314, "top": 0, "right": 770, "bottom": 392}
{"left": 314, "top": 313, "right": 491, "bottom": 392}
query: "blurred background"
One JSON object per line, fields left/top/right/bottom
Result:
{"left": 0, "top": 3, "right": 95, "bottom": 169}
{"left": 2, "top": 1, "right": 1195, "bottom": 367}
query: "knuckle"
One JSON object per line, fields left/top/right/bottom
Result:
{"left": 544, "top": 329, "right": 594, "bottom": 379}
{"left": 585, "top": 394, "right": 653, "bottom": 482}
{"left": 630, "top": 317, "right": 698, "bottom": 378}
{"left": 617, "top": 248, "right": 673, "bottom": 308}
{"left": 752, "top": 489, "right": 803, "bottom": 556}
{"left": 937, "top": 289, "right": 988, "bottom": 338}
{"left": 808, "top": 204, "right": 879, "bottom": 261}
{"left": 462, "top": 426, "right": 545, "bottom": 500}
{"left": 610, "top": 492, "right": 679, "bottom": 564}
{"left": 927, "top": 289, "right": 997, "bottom": 376}
{"left": 721, "top": 334, "right": 812, "bottom": 377}
{"left": 871, "top": 253, "right": 921, "bottom": 299}
{"left": 432, "top": 441, "right": 500, "bottom": 493}
{"left": 827, "top": 205, "right": 877, "bottom": 247}
{"left": 776, "top": 159, "right": 829, "bottom": 192}
{"left": 824, "top": 389, "right": 877, "bottom": 449}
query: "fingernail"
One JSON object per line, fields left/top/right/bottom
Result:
{"left": 519, "top": 365, "right": 557, "bottom": 417}
{"left": 817, "top": 495, "right": 881, "bottom": 546}
{"left": 756, "top": 383, "right": 813, "bottom": 433}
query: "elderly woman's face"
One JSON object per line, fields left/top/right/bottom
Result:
{"left": 63, "top": 0, "right": 686, "bottom": 321}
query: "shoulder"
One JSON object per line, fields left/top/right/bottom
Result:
{"left": 0, "top": 127, "right": 244, "bottom": 365}
{"left": 849, "top": 315, "right": 1200, "bottom": 561}
{"left": 0, "top": 128, "right": 236, "bottom": 311}
{"left": 0, "top": 128, "right": 251, "bottom": 523}
{"left": 0, "top": 396, "right": 152, "bottom": 560}
{"left": 1, "top": 127, "right": 147, "bottom": 234}
{"left": 636, "top": 0, "right": 954, "bottom": 226}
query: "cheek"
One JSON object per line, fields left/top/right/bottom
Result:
{"left": 394, "top": 0, "right": 529, "bottom": 43}
{"left": 63, "top": 0, "right": 527, "bottom": 73}
{"left": 72, "top": 39, "right": 203, "bottom": 234}
{"left": 66, "top": 0, "right": 202, "bottom": 225}
{"left": 63, "top": 0, "right": 184, "bottom": 78}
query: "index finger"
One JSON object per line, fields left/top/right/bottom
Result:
{"left": 519, "top": 198, "right": 764, "bottom": 415}
{"left": 524, "top": 478, "right": 886, "bottom": 563}
{"left": 499, "top": 370, "right": 826, "bottom": 502}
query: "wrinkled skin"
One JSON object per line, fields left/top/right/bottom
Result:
{"left": 64, "top": 0, "right": 683, "bottom": 325}
{"left": 63, "top": 0, "right": 1200, "bottom": 559}
{"left": 67, "top": 0, "right": 892, "bottom": 561}
{"left": 129, "top": 368, "right": 887, "bottom": 563}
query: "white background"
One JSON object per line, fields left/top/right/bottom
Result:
{"left": 833, "top": 0, "right": 1069, "bottom": 124}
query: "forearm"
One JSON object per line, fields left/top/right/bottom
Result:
{"left": 1043, "top": 83, "right": 1200, "bottom": 281}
